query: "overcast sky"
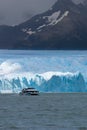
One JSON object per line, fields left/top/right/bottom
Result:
{"left": 0, "top": 0, "right": 56, "bottom": 25}
{"left": 0, "top": 0, "right": 84, "bottom": 26}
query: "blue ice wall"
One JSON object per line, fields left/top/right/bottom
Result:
{"left": 0, "top": 72, "right": 86, "bottom": 93}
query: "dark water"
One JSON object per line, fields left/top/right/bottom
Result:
{"left": 0, "top": 93, "right": 87, "bottom": 130}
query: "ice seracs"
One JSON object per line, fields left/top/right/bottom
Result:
{"left": 0, "top": 71, "right": 86, "bottom": 93}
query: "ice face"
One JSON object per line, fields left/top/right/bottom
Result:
{"left": 0, "top": 71, "right": 86, "bottom": 93}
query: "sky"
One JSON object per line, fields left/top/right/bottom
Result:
{"left": 0, "top": 0, "right": 84, "bottom": 26}
{"left": 0, "top": 0, "right": 56, "bottom": 26}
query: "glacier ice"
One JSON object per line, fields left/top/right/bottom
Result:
{"left": 0, "top": 71, "right": 86, "bottom": 93}
{"left": 0, "top": 50, "right": 87, "bottom": 93}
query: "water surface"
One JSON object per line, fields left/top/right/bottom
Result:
{"left": 0, "top": 93, "right": 87, "bottom": 130}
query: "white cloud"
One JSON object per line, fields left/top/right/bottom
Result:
{"left": 0, "top": 61, "right": 22, "bottom": 75}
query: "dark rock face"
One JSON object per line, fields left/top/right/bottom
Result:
{"left": 0, "top": 0, "right": 87, "bottom": 49}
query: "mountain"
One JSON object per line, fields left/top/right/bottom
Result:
{"left": 0, "top": 0, "right": 87, "bottom": 49}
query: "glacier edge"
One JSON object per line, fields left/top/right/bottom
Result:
{"left": 0, "top": 71, "right": 86, "bottom": 93}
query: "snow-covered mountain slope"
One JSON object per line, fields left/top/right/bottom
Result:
{"left": 0, "top": 72, "right": 86, "bottom": 93}
{"left": 19, "top": 0, "right": 85, "bottom": 32}
{"left": 21, "top": 10, "right": 69, "bottom": 34}
{"left": 16, "top": 0, "right": 87, "bottom": 49}
{"left": 0, "top": 0, "right": 87, "bottom": 49}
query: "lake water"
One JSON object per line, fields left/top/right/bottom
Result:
{"left": 0, "top": 93, "right": 87, "bottom": 130}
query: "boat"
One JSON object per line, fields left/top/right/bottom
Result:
{"left": 19, "top": 87, "right": 39, "bottom": 95}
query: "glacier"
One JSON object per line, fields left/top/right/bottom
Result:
{"left": 0, "top": 72, "right": 86, "bottom": 93}
{"left": 0, "top": 50, "right": 87, "bottom": 93}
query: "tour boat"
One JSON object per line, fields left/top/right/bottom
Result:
{"left": 19, "top": 87, "right": 39, "bottom": 95}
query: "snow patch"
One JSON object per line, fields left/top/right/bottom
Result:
{"left": 22, "top": 28, "right": 27, "bottom": 32}
{"left": 22, "top": 28, "right": 36, "bottom": 35}
{"left": 22, "top": 11, "right": 69, "bottom": 34}
{"left": 48, "top": 11, "right": 61, "bottom": 23}
{"left": 48, "top": 11, "right": 69, "bottom": 25}
{"left": 37, "top": 11, "right": 69, "bottom": 29}
{"left": 26, "top": 30, "right": 36, "bottom": 35}
{"left": 37, "top": 24, "right": 46, "bottom": 30}
{"left": 55, "top": 11, "right": 69, "bottom": 23}
{"left": 43, "top": 11, "right": 61, "bottom": 26}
